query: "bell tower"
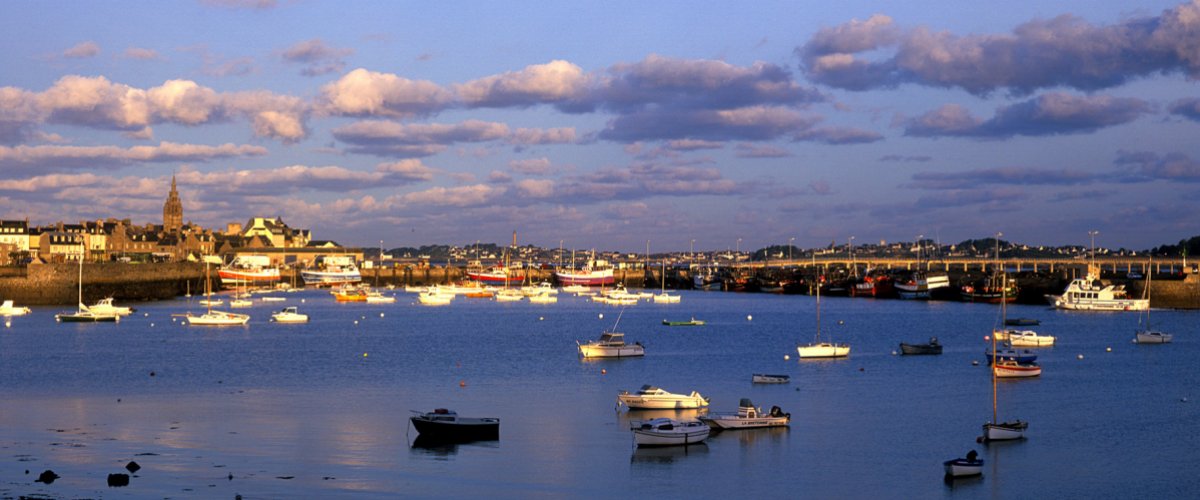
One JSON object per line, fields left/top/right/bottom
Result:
{"left": 163, "top": 175, "right": 183, "bottom": 232}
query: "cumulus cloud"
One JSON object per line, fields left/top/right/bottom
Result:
{"left": 63, "top": 41, "right": 100, "bottom": 59}
{"left": 509, "top": 157, "right": 553, "bottom": 175}
{"left": 509, "top": 127, "right": 576, "bottom": 145}
{"left": 281, "top": 39, "right": 353, "bottom": 76}
{"left": 375, "top": 159, "right": 435, "bottom": 181}
{"left": 319, "top": 68, "right": 453, "bottom": 118}
{"left": 799, "top": 2, "right": 1200, "bottom": 95}
{"left": 456, "top": 60, "right": 588, "bottom": 107}
{"left": 332, "top": 119, "right": 573, "bottom": 156}
{"left": 734, "top": 143, "right": 791, "bottom": 158}
{"left": 905, "top": 93, "right": 1150, "bottom": 138}
{"left": 0, "top": 141, "right": 266, "bottom": 172}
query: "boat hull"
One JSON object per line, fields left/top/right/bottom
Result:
{"left": 631, "top": 420, "right": 710, "bottom": 447}
{"left": 618, "top": 393, "right": 708, "bottom": 409}
{"left": 994, "top": 362, "right": 1041, "bottom": 378}
{"left": 218, "top": 269, "right": 281, "bottom": 287}
{"left": 301, "top": 269, "right": 362, "bottom": 286}
{"left": 410, "top": 417, "right": 499, "bottom": 442}
{"left": 751, "top": 374, "right": 790, "bottom": 384}
{"left": 186, "top": 311, "right": 250, "bottom": 326}
{"left": 1135, "top": 330, "right": 1172, "bottom": 344}
{"left": 943, "top": 459, "right": 984, "bottom": 478}
{"left": 577, "top": 344, "right": 644, "bottom": 358}
{"left": 797, "top": 343, "right": 850, "bottom": 358}
{"left": 700, "top": 415, "right": 789, "bottom": 429}
{"left": 56, "top": 313, "right": 119, "bottom": 322}
{"left": 554, "top": 269, "right": 615, "bottom": 286}
{"left": 899, "top": 343, "right": 942, "bottom": 355}
{"left": 466, "top": 271, "right": 525, "bottom": 284}
{"left": 982, "top": 421, "right": 1028, "bottom": 441}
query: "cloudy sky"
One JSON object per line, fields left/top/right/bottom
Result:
{"left": 2, "top": 1, "right": 1198, "bottom": 252}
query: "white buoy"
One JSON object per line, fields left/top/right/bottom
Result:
{"left": 144, "top": 312, "right": 149, "bottom": 317}
{"left": 380, "top": 313, "right": 385, "bottom": 318}
{"left": 784, "top": 354, "right": 790, "bottom": 360}
{"left": 598, "top": 313, "right": 604, "bottom": 319}
{"left": 150, "top": 323, "right": 154, "bottom": 327}
{"left": 971, "top": 360, "right": 979, "bottom": 366}
{"left": 1106, "top": 347, "right": 1112, "bottom": 352}
{"left": 747, "top": 315, "right": 753, "bottom": 321}
{"left": 891, "top": 350, "right": 897, "bottom": 356}
{"left": 354, "top": 320, "right": 359, "bottom": 325}
{"left": 1077, "top": 354, "right": 1084, "bottom": 360}
{"left": 4, "top": 321, "right": 10, "bottom": 328}
{"left": 837, "top": 320, "right": 844, "bottom": 325}
{"left": 539, "top": 316, "right": 544, "bottom": 321}
{"left": 301, "top": 298, "right": 306, "bottom": 303}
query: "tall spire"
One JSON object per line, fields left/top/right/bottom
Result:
{"left": 163, "top": 174, "right": 183, "bottom": 232}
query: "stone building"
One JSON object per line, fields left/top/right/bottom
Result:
{"left": 163, "top": 175, "right": 183, "bottom": 233}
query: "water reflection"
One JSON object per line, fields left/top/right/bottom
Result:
{"left": 630, "top": 443, "right": 709, "bottom": 464}
{"left": 409, "top": 435, "right": 500, "bottom": 458}
{"left": 709, "top": 425, "right": 790, "bottom": 447}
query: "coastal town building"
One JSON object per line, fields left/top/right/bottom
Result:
{"left": 163, "top": 175, "right": 183, "bottom": 233}
{"left": 38, "top": 231, "right": 84, "bottom": 262}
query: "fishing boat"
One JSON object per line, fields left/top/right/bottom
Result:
{"left": 630, "top": 418, "right": 710, "bottom": 447}
{"left": 555, "top": 251, "right": 615, "bottom": 286}
{"left": 0, "top": 300, "right": 31, "bottom": 316}
{"left": 796, "top": 282, "right": 849, "bottom": 359}
{"left": 271, "top": 306, "right": 309, "bottom": 323}
{"left": 751, "top": 374, "right": 790, "bottom": 384}
{"left": 899, "top": 337, "right": 943, "bottom": 355}
{"left": 1134, "top": 260, "right": 1172, "bottom": 344}
{"left": 409, "top": 408, "right": 499, "bottom": 443}
{"left": 186, "top": 256, "right": 250, "bottom": 326}
{"left": 300, "top": 255, "right": 362, "bottom": 286}
{"left": 944, "top": 450, "right": 984, "bottom": 478}
{"left": 218, "top": 254, "right": 280, "bottom": 287}
{"left": 56, "top": 244, "right": 120, "bottom": 323}
{"left": 1007, "top": 330, "right": 1056, "bottom": 347}
{"left": 850, "top": 272, "right": 894, "bottom": 298}
{"left": 577, "top": 332, "right": 644, "bottom": 358}
{"left": 333, "top": 286, "right": 368, "bottom": 302}
{"left": 662, "top": 318, "right": 704, "bottom": 326}
{"left": 467, "top": 265, "right": 525, "bottom": 284}
{"left": 993, "top": 358, "right": 1042, "bottom": 378}
{"left": 895, "top": 270, "right": 951, "bottom": 299}
{"left": 617, "top": 385, "right": 709, "bottom": 409}
{"left": 699, "top": 399, "right": 790, "bottom": 430}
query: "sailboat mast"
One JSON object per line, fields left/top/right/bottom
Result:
{"left": 77, "top": 240, "right": 84, "bottom": 308}
{"left": 815, "top": 277, "right": 822, "bottom": 342}
{"left": 994, "top": 273, "right": 1004, "bottom": 424}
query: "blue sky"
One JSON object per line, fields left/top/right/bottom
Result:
{"left": 1, "top": 0, "right": 1197, "bottom": 252}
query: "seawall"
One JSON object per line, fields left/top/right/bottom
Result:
{"left": 0, "top": 262, "right": 206, "bottom": 305}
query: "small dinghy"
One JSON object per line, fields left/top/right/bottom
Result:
{"left": 631, "top": 418, "right": 710, "bottom": 447}
{"left": 751, "top": 374, "right": 790, "bottom": 384}
{"left": 899, "top": 337, "right": 943, "bottom": 355}
{"left": 944, "top": 450, "right": 983, "bottom": 478}
{"left": 409, "top": 408, "right": 499, "bottom": 443}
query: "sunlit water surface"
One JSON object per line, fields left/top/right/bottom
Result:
{"left": 1, "top": 289, "right": 1197, "bottom": 498}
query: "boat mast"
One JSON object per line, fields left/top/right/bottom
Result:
{"left": 994, "top": 272, "right": 1004, "bottom": 425}
{"left": 77, "top": 240, "right": 84, "bottom": 310}
{"left": 815, "top": 275, "right": 822, "bottom": 343}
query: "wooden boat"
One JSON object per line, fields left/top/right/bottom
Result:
{"left": 1134, "top": 261, "right": 1172, "bottom": 344}
{"left": 944, "top": 450, "right": 983, "bottom": 478}
{"left": 631, "top": 418, "right": 710, "bottom": 447}
{"left": 617, "top": 385, "right": 709, "bottom": 409}
{"left": 271, "top": 306, "right": 308, "bottom": 323}
{"left": 699, "top": 399, "right": 790, "bottom": 429}
{"left": 577, "top": 332, "right": 644, "bottom": 358}
{"left": 797, "top": 279, "right": 849, "bottom": 358}
{"left": 662, "top": 318, "right": 704, "bottom": 326}
{"left": 993, "top": 359, "right": 1041, "bottom": 378}
{"left": 899, "top": 337, "right": 942, "bottom": 355}
{"left": 751, "top": 374, "right": 790, "bottom": 384}
{"left": 0, "top": 300, "right": 31, "bottom": 316}
{"left": 409, "top": 409, "right": 499, "bottom": 443}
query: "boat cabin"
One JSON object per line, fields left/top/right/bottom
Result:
{"left": 598, "top": 332, "right": 626, "bottom": 345}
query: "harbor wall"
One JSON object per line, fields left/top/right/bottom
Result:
{"left": 0, "top": 262, "right": 206, "bottom": 305}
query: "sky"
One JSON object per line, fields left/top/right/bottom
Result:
{"left": 1, "top": 0, "right": 1198, "bottom": 252}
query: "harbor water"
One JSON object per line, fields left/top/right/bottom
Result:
{"left": 1, "top": 289, "right": 1197, "bottom": 498}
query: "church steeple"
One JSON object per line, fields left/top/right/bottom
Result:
{"left": 163, "top": 174, "right": 183, "bottom": 232}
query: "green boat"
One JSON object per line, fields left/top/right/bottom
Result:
{"left": 662, "top": 318, "right": 705, "bottom": 326}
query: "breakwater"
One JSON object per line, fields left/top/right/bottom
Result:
{"left": 0, "top": 262, "right": 205, "bottom": 305}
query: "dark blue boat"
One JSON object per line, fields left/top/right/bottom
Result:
{"left": 984, "top": 347, "right": 1037, "bottom": 364}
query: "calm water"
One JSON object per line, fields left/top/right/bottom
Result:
{"left": 1, "top": 289, "right": 1197, "bottom": 498}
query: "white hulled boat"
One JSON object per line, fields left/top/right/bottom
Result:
{"left": 0, "top": 300, "right": 31, "bottom": 316}
{"left": 617, "top": 385, "right": 709, "bottom": 409}
{"left": 631, "top": 418, "right": 710, "bottom": 447}
{"left": 186, "top": 256, "right": 250, "bottom": 326}
{"left": 301, "top": 255, "right": 362, "bottom": 286}
{"left": 797, "top": 282, "right": 849, "bottom": 358}
{"left": 577, "top": 332, "right": 644, "bottom": 358}
{"left": 365, "top": 290, "right": 397, "bottom": 303}
{"left": 218, "top": 254, "right": 280, "bottom": 287}
{"left": 87, "top": 297, "right": 135, "bottom": 316}
{"left": 699, "top": 398, "right": 790, "bottom": 429}
{"left": 983, "top": 265, "right": 1029, "bottom": 442}
{"left": 944, "top": 451, "right": 984, "bottom": 478}
{"left": 1134, "top": 260, "right": 1172, "bottom": 344}
{"left": 1046, "top": 266, "right": 1148, "bottom": 311}
{"left": 993, "top": 359, "right": 1042, "bottom": 378}
{"left": 1006, "top": 330, "right": 1056, "bottom": 347}
{"left": 555, "top": 251, "right": 615, "bottom": 286}
{"left": 56, "top": 245, "right": 119, "bottom": 323}
{"left": 271, "top": 306, "right": 309, "bottom": 323}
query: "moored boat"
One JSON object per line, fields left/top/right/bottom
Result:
{"left": 87, "top": 297, "right": 135, "bottom": 316}
{"left": 699, "top": 399, "right": 790, "bottom": 430}
{"left": 797, "top": 283, "right": 849, "bottom": 359}
{"left": 301, "top": 255, "right": 362, "bottom": 286}
{"left": 751, "top": 373, "right": 790, "bottom": 384}
{"left": 271, "top": 306, "right": 309, "bottom": 323}
{"left": 1045, "top": 268, "right": 1148, "bottom": 311}
{"left": 617, "top": 385, "right": 709, "bottom": 409}
{"left": 577, "top": 332, "right": 644, "bottom": 358}
{"left": 662, "top": 318, "right": 704, "bottom": 326}
{"left": 1133, "top": 263, "right": 1172, "bottom": 344}
{"left": 0, "top": 300, "right": 32, "bottom": 316}
{"left": 899, "top": 337, "right": 942, "bottom": 355}
{"left": 1007, "top": 330, "right": 1056, "bottom": 347}
{"left": 409, "top": 408, "right": 499, "bottom": 443}
{"left": 993, "top": 359, "right": 1041, "bottom": 378}
{"left": 555, "top": 253, "right": 615, "bottom": 286}
{"left": 218, "top": 254, "right": 280, "bottom": 287}
{"left": 944, "top": 451, "right": 984, "bottom": 478}
{"left": 631, "top": 418, "right": 710, "bottom": 447}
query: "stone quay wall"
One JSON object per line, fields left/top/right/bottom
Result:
{"left": 0, "top": 262, "right": 206, "bottom": 305}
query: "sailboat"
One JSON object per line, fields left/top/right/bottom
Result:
{"left": 653, "top": 260, "right": 681, "bottom": 304}
{"left": 796, "top": 276, "right": 849, "bottom": 358}
{"left": 186, "top": 255, "right": 250, "bottom": 326}
{"left": 1135, "top": 258, "right": 1172, "bottom": 344}
{"left": 56, "top": 242, "right": 119, "bottom": 323}
{"left": 983, "top": 273, "right": 1030, "bottom": 442}
{"left": 495, "top": 249, "right": 524, "bottom": 302}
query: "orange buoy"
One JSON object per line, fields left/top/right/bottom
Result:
{"left": 601, "top": 369, "right": 607, "bottom": 375}
{"left": 459, "top": 380, "right": 466, "bottom": 387}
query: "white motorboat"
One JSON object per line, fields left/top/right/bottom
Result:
{"left": 944, "top": 451, "right": 984, "bottom": 478}
{"left": 87, "top": 297, "right": 134, "bottom": 316}
{"left": 418, "top": 290, "right": 454, "bottom": 306}
{"left": 494, "top": 289, "right": 524, "bottom": 302}
{"left": 521, "top": 282, "right": 558, "bottom": 296}
{"left": 617, "top": 385, "right": 709, "bottom": 409}
{"left": 1045, "top": 269, "right": 1148, "bottom": 311}
{"left": 0, "top": 300, "right": 31, "bottom": 316}
{"left": 366, "top": 291, "right": 397, "bottom": 303}
{"left": 260, "top": 296, "right": 287, "bottom": 302}
{"left": 751, "top": 373, "right": 790, "bottom": 384}
{"left": 230, "top": 298, "right": 253, "bottom": 308}
{"left": 199, "top": 298, "right": 224, "bottom": 306}
{"left": 561, "top": 284, "right": 589, "bottom": 293}
{"left": 700, "top": 399, "right": 790, "bottom": 429}
{"left": 528, "top": 291, "right": 558, "bottom": 304}
{"left": 631, "top": 418, "right": 710, "bottom": 447}
{"left": 1006, "top": 330, "right": 1056, "bottom": 347}
{"left": 577, "top": 332, "right": 644, "bottom": 358}
{"left": 797, "top": 283, "right": 849, "bottom": 358}
{"left": 653, "top": 293, "right": 681, "bottom": 304}
{"left": 271, "top": 306, "right": 309, "bottom": 323}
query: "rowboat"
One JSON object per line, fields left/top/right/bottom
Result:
{"left": 631, "top": 418, "right": 709, "bottom": 447}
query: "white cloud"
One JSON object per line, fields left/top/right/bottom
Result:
{"left": 319, "top": 68, "right": 453, "bottom": 117}
{"left": 62, "top": 41, "right": 101, "bottom": 59}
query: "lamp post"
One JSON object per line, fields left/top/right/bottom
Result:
{"left": 736, "top": 238, "right": 742, "bottom": 260}
{"left": 916, "top": 234, "right": 924, "bottom": 271}
{"left": 789, "top": 237, "right": 795, "bottom": 264}
{"left": 849, "top": 236, "right": 856, "bottom": 276}
{"left": 690, "top": 239, "right": 695, "bottom": 265}
{"left": 1089, "top": 230, "right": 1099, "bottom": 272}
